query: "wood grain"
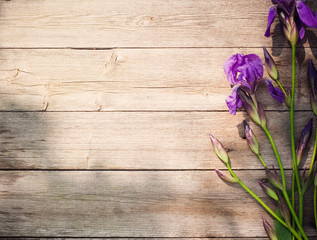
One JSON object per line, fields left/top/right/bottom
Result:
{"left": 0, "top": 48, "right": 315, "bottom": 111}
{"left": 0, "top": 0, "right": 316, "bottom": 48}
{"left": 5, "top": 239, "right": 271, "bottom": 240}
{"left": 1, "top": 0, "right": 316, "bottom": 239}
{"left": 0, "top": 170, "right": 315, "bottom": 237}
{"left": 6, "top": 239, "right": 271, "bottom": 240}
{"left": 0, "top": 111, "right": 315, "bottom": 170}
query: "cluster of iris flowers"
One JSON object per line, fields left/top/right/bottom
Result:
{"left": 210, "top": 1, "right": 317, "bottom": 239}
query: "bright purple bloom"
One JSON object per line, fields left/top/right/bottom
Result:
{"left": 265, "top": 0, "right": 317, "bottom": 42}
{"left": 224, "top": 53, "right": 283, "bottom": 115}
{"left": 223, "top": 54, "right": 263, "bottom": 115}
{"left": 265, "top": 79, "right": 285, "bottom": 103}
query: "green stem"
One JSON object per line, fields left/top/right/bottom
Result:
{"left": 309, "top": 124, "right": 317, "bottom": 177}
{"left": 276, "top": 80, "right": 287, "bottom": 97}
{"left": 290, "top": 43, "right": 302, "bottom": 195}
{"left": 257, "top": 154, "right": 267, "bottom": 168}
{"left": 282, "top": 188, "right": 307, "bottom": 239}
{"left": 262, "top": 126, "right": 286, "bottom": 188}
{"left": 292, "top": 174, "right": 296, "bottom": 237}
{"left": 290, "top": 43, "right": 303, "bottom": 236}
{"left": 299, "top": 192, "right": 304, "bottom": 225}
{"left": 226, "top": 163, "right": 304, "bottom": 240}
{"left": 314, "top": 185, "right": 317, "bottom": 230}
{"left": 262, "top": 122, "right": 307, "bottom": 238}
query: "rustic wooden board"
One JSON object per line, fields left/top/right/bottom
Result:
{"left": 0, "top": 0, "right": 316, "bottom": 48}
{"left": 0, "top": 111, "right": 315, "bottom": 170}
{"left": 8, "top": 238, "right": 272, "bottom": 240}
{"left": 0, "top": 170, "right": 315, "bottom": 237}
{"left": 0, "top": 48, "right": 315, "bottom": 111}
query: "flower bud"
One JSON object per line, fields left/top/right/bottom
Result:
{"left": 308, "top": 59, "right": 317, "bottom": 116}
{"left": 243, "top": 120, "right": 260, "bottom": 155}
{"left": 215, "top": 169, "right": 238, "bottom": 183}
{"left": 237, "top": 89, "right": 266, "bottom": 128}
{"left": 262, "top": 217, "right": 278, "bottom": 240}
{"left": 263, "top": 46, "right": 278, "bottom": 82}
{"left": 296, "top": 118, "right": 313, "bottom": 165}
{"left": 265, "top": 166, "right": 284, "bottom": 191}
{"left": 283, "top": 16, "right": 298, "bottom": 45}
{"left": 209, "top": 134, "right": 229, "bottom": 164}
{"left": 277, "top": 192, "right": 291, "bottom": 226}
{"left": 259, "top": 180, "right": 279, "bottom": 201}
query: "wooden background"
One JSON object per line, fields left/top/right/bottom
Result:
{"left": 1, "top": 0, "right": 317, "bottom": 239}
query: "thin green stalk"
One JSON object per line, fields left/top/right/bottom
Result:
{"left": 225, "top": 163, "right": 304, "bottom": 240}
{"left": 276, "top": 80, "right": 287, "bottom": 96}
{"left": 257, "top": 154, "right": 267, "bottom": 168}
{"left": 314, "top": 185, "right": 317, "bottom": 230}
{"left": 262, "top": 125, "right": 306, "bottom": 238}
{"left": 262, "top": 126, "right": 286, "bottom": 188}
{"left": 292, "top": 174, "right": 296, "bottom": 239}
{"left": 281, "top": 188, "right": 307, "bottom": 239}
{"left": 290, "top": 43, "right": 301, "bottom": 195}
{"left": 292, "top": 174, "right": 295, "bottom": 239}
{"left": 309, "top": 125, "right": 317, "bottom": 177}
{"left": 299, "top": 193, "right": 304, "bottom": 225}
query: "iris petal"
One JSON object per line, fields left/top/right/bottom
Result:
{"left": 225, "top": 85, "right": 243, "bottom": 115}
{"left": 296, "top": 1, "right": 317, "bottom": 28}
{"left": 237, "top": 54, "right": 264, "bottom": 92}
{"left": 223, "top": 54, "right": 243, "bottom": 85}
{"left": 265, "top": 79, "right": 285, "bottom": 103}
{"left": 265, "top": 6, "right": 277, "bottom": 37}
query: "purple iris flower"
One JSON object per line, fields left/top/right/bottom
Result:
{"left": 265, "top": 0, "right": 317, "bottom": 41}
{"left": 223, "top": 53, "right": 284, "bottom": 115}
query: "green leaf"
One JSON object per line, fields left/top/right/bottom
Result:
{"left": 274, "top": 209, "right": 292, "bottom": 240}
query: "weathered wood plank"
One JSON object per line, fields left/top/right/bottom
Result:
{"left": 0, "top": 111, "right": 315, "bottom": 170}
{"left": 4, "top": 237, "right": 272, "bottom": 240}
{"left": 7, "top": 238, "right": 271, "bottom": 240}
{"left": 0, "top": 48, "right": 314, "bottom": 111}
{"left": 0, "top": 171, "right": 315, "bottom": 237}
{"left": 0, "top": 0, "right": 316, "bottom": 48}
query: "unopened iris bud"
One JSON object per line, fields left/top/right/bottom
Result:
{"left": 263, "top": 46, "right": 278, "bottom": 82}
{"left": 243, "top": 120, "right": 259, "bottom": 155}
{"left": 215, "top": 169, "right": 238, "bottom": 183}
{"left": 308, "top": 60, "right": 317, "bottom": 116}
{"left": 237, "top": 89, "right": 266, "bottom": 128}
{"left": 277, "top": 192, "right": 291, "bottom": 226}
{"left": 262, "top": 217, "right": 278, "bottom": 240}
{"left": 265, "top": 166, "right": 284, "bottom": 191}
{"left": 259, "top": 180, "right": 279, "bottom": 201}
{"left": 296, "top": 118, "right": 313, "bottom": 165}
{"left": 209, "top": 134, "right": 229, "bottom": 164}
{"left": 282, "top": 15, "right": 298, "bottom": 45}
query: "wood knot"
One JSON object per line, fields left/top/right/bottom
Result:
{"left": 104, "top": 51, "right": 118, "bottom": 73}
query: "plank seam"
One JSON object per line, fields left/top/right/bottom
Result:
{"left": 0, "top": 168, "right": 301, "bottom": 171}
{"left": 0, "top": 47, "right": 317, "bottom": 50}
{"left": 0, "top": 110, "right": 311, "bottom": 113}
